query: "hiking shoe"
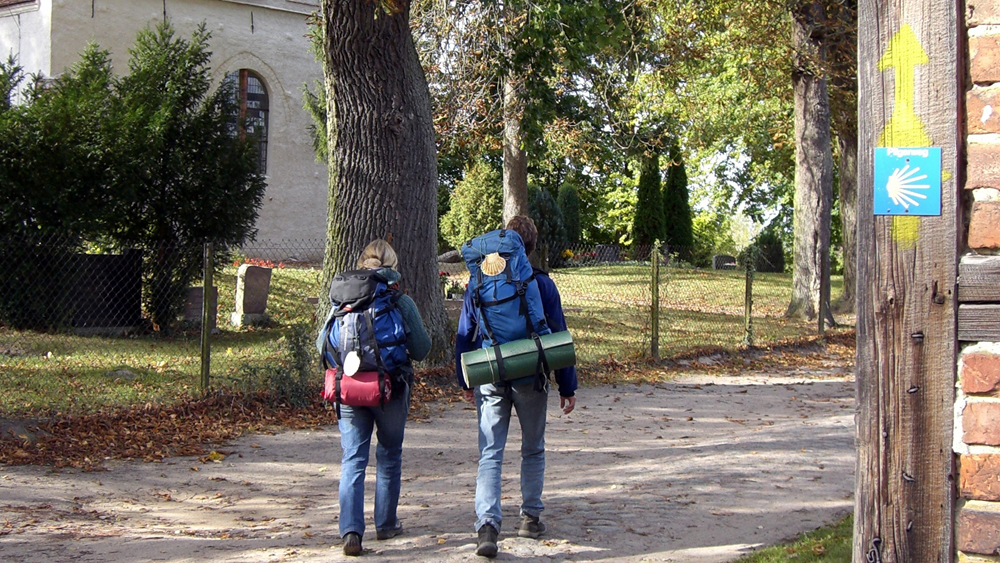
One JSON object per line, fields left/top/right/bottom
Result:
{"left": 343, "top": 532, "right": 362, "bottom": 556}
{"left": 517, "top": 513, "right": 546, "bottom": 539}
{"left": 376, "top": 525, "right": 404, "bottom": 540}
{"left": 475, "top": 524, "right": 499, "bottom": 558}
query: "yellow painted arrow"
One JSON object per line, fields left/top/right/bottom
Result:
{"left": 877, "top": 24, "right": 933, "bottom": 246}
{"left": 877, "top": 24, "right": 931, "bottom": 148}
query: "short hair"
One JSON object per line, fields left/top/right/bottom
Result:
{"left": 357, "top": 239, "right": 398, "bottom": 270}
{"left": 505, "top": 215, "right": 537, "bottom": 257}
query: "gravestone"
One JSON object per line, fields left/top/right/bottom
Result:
{"left": 184, "top": 286, "right": 218, "bottom": 331}
{"left": 230, "top": 264, "right": 272, "bottom": 327}
{"left": 71, "top": 250, "right": 143, "bottom": 335}
{"left": 595, "top": 244, "right": 620, "bottom": 263}
{"left": 712, "top": 254, "right": 737, "bottom": 270}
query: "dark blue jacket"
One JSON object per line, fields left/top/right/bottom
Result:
{"left": 455, "top": 268, "right": 577, "bottom": 397}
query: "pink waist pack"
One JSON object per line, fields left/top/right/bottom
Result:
{"left": 323, "top": 368, "right": 391, "bottom": 407}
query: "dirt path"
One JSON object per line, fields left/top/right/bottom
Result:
{"left": 0, "top": 364, "right": 855, "bottom": 563}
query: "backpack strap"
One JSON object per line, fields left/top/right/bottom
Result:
{"left": 472, "top": 291, "right": 508, "bottom": 383}
{"left": 515, "top": 277, "right": 538, "bottom": 339}
{"left": 474, "top": 270, "right": 547, "bottom": 339}
{"left": 531, "top": 333, "right": 551, "bottom": 392}
{"left": 363, "top": 310, "right": 392, "bottom": 407}
{"left": 334, "top": 367, "right": 343, "bottom": 418}
{"left": 321, "top": 315, "right": 339, "bottom": 371}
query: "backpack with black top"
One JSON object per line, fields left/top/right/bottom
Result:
{"left": 461, "top": 229, "right": 552, "bottom": 388}
{"left": 318, "top": 269, "right": 408, "bottom": 414}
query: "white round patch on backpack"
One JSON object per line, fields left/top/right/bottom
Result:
{"left": 343, "top": 350, "right": 361, "bottom": 376}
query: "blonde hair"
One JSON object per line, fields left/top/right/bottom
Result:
{"left": 357, "top": 239, "right": 398, "bottom": 270}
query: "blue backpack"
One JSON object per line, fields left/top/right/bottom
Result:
{"left": 318, "top": 270, "right": 408, "bottom": 407}
{"left": 462, "top": 229, "right": 551, "bottom": 386}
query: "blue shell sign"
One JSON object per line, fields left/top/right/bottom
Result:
{"left": 873, "top": 147, "right": 942, "bottom": 216}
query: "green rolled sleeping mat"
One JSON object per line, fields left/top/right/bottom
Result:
{"left": 461, "top": 331, "right": 576, "bottom": 388}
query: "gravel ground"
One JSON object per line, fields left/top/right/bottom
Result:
{"left": 0, "top": 363, "right": 856, "bottom": 563}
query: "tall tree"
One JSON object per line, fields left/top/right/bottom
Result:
{"left": 319, "top": 0, "right": 449, "bottom": 356}
{"left": 662, "top": 140, "right": 693, "bottom": 255}
{"left": 827, "top": 0, "right": 857, "bottom": 314}
{"left": 414, "top": 0, "right": 624, "bottom": 224}
{"left": 502, "top": 76, "right": 529, "bottom": 224}
{"left": 557, "top": 181, "right": 582, "bottom": 245}
{"left": 632, "top": 150, "right": 665, "bottom": 247}
{"left": 0, "top": 24, "right": 267, "bottom": 330}
{"left": 785, "top": 0, "right": 834, "bottom": 323}
{"left": 112, "top": 23, "right": 268, "bottom": 328}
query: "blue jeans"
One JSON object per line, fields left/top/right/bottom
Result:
{"left": 338, "top": 381, "right": 410, "bottom": 538}
{"left": 474, "top": 378, "right": 549, "bottom": 532}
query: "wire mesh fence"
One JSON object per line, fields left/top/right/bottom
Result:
{"left": 1, "top": 234, "right": 839, "bottom": 416}
{"left": 439, "top": 241, "right": 839, "bottom": 365}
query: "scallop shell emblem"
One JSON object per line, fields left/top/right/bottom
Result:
{"left": 480, "top": 253, "right": 506, "bottom": 276}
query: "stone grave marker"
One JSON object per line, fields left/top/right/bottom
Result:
{"left": 184, "top": 286, "right": 218, "bottom": 331}
{"left": 230, "top": 264, "right": 272, "bottom": 327}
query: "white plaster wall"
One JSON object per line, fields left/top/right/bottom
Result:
{"left": 0, "top": 0, "right": 52, "bottom": 104}
{"left": 7, "top": 0, "right": 328, "bottom": 251}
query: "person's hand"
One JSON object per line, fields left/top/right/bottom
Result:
{"left": 463, "top": 389, "right": 475, "bottom": 404}
{"left": 560, "top": 395, "right": 576, "bottom": 415}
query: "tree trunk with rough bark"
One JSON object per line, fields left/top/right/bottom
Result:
{"left": 502, "top": 78, "right": 529, "bottom": 226}
{"left": 834, "top": 130, "right": 857, "bottom": 314}
{"left": 786, "top": 0, "right": 834, "bottom": 323}
{"left": 319, "top": 0, "right": 449, "bottom": 358}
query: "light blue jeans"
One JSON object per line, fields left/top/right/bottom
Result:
{"left": 474, "top": 378, "right": 549, "bottom": 532}
{"left": 338, "top": 381, "right": 410, "bottom": 538}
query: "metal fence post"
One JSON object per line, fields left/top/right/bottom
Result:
{"left": 200, "top": 241, "right": 213, "bottom": 394}
{"left": 742, "top": 246, "right": 755, "bottom": 348}
{"left": 651, "top": 241, "right": 660, "bottom": 361}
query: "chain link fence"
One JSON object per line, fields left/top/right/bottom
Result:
{"left": 1, "top": 234, "right": 839, "bottom": 415}
{"left": 439, "top": 241, "right": 839, "bottom": 365}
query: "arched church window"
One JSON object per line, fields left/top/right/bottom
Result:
{"left": 224, "top": 69, "right": 269, "bottom": 174}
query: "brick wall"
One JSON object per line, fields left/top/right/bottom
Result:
{"left": 960, "top": 1, "right": 1000, "bottom": 559}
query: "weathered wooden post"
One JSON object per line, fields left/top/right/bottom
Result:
{"left": 855, "top": 0, "right": 959, "bottom": 561}
{"left": 743, "top": 246, "right": 755, "bottom": 349}
{"left": 200, "top": 241, "right": 214, "bottom": 395}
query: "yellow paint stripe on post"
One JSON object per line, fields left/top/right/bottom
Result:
{"left": 891, "top": 215, "right": 921, "bottom": 246}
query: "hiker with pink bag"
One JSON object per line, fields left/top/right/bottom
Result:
{"left": 316, "top": 239, "right": 430, "bottom": 556}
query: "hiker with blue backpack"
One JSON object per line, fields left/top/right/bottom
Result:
{"left": 454, "top": 216, "right": 578, "bottom": 558}
{"left": 316, "top": 239, "right": 430, "bottom": 557}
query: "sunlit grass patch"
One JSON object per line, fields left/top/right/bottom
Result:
{"left": 553, "top": 264, "right": 843, "bottom": 364}
{"left": 0, "top": 265, "right": 325, "bottom": 417}
{"left": 733, "top": 514, "right": 853, "bottom": 563}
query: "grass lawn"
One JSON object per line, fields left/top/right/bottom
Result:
{"left": 733, "top": 514, "right": 853, "bottom": 562}
{"left": 1, "top": 262, "right": 843, "bottom": 417}
{"left": 0, "top": 265, "right": 325, "bottom": 417}
{"left": 552, "top": 264, "right": 844, "bottom": 363}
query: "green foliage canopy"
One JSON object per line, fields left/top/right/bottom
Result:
{"left": 0, "top": 22, "right": 267, "bottom": 329}
{"left": 632, "top": 152, "right": 664, "bottom": 247}
{"left": 529, "top": 185, "right": 567, "bottom": 267}
{"left": 557, "top": 181, "right": 581, "bottom": 245}
{"left": 662, "top": 142, "right": 693, "bottom": 253}
{"left": 440, "top": 159, "right": 503, "bottom": 249}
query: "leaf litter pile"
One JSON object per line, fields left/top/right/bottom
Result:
{"left": 0, "top": 334, "right": 853, "bottom": 471}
